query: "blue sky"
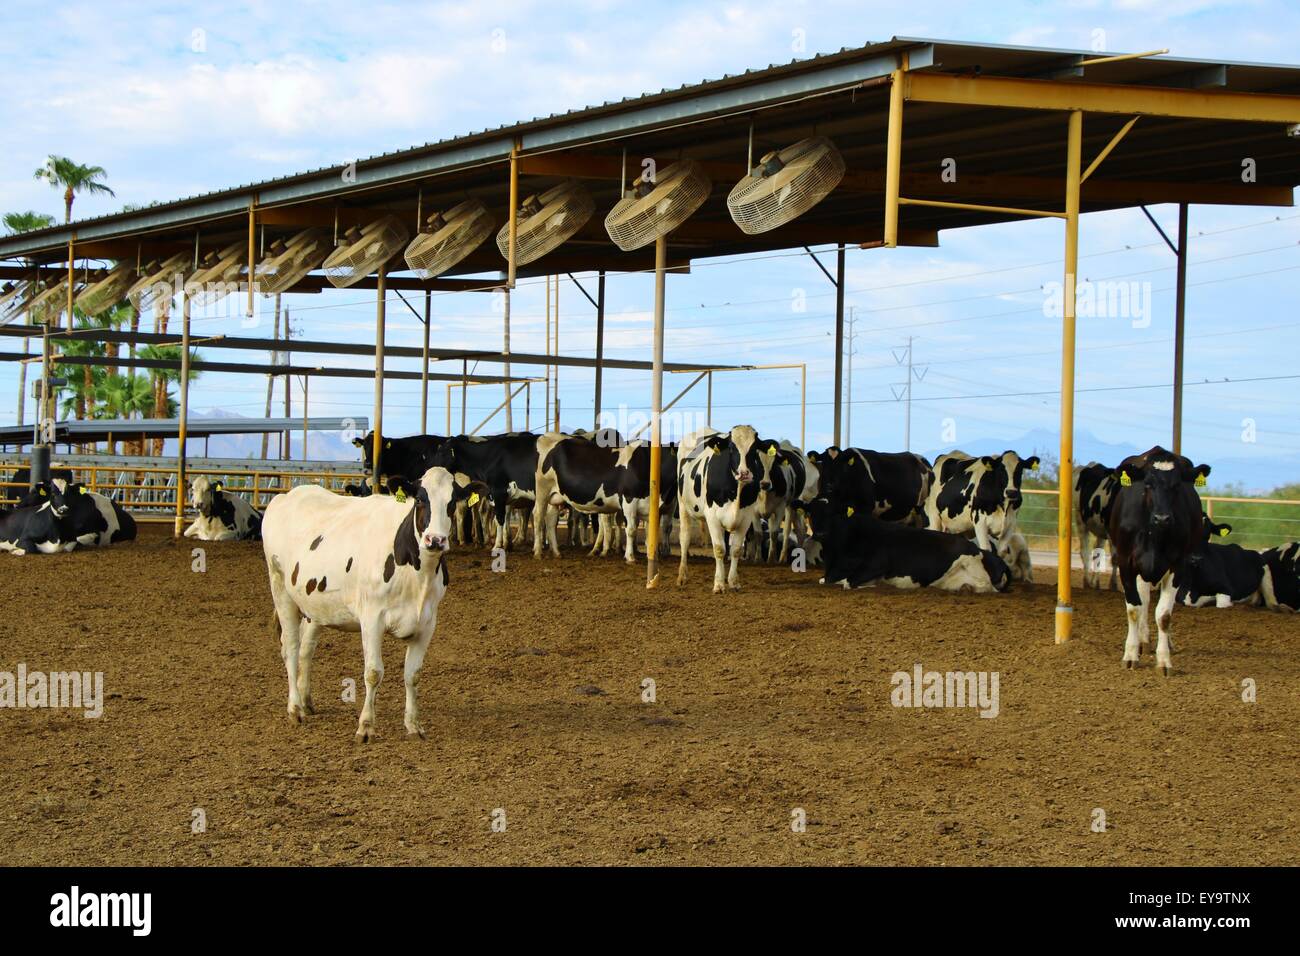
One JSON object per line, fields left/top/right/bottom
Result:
{"left": 2, "top": 1, "right": 1298, "bottom": 485}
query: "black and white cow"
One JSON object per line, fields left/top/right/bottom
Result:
{"left": 0, "top": 482, "right": 68, "bottom": 555}
{"left": 352, "top": 432, "right": 447, "bottom": 486}
{"left": 1174, "top": 517, "right": 1264, "bottom": 608}
{"left": 432, "top": 433, "right": 538, "bottom": 551}
{"left": 818, "top": 448, "right": 933, "bottom": 525}
{"left": 1108, "top": 446, "right": 1211, "bottom": 674}
{"left": 185, "top": 476, "right": 262, "bottom": 541}
{"left": 1260, "top": 542, "right": 1300, "bottom": 611}
{"left": 774, "top": 440, "right": 821, "bottom": 564}
{"left": 675, "top": 425, "right": 782, "bottom": 592}
{"left": 1074, "top": 461, "right": 1121, "bottom": 590}
{"left": 25, "top": 480, "right": 137, "bottom": 548}
{"left": 805, "top": 495, "right": 1011, "bottom": 593}
{"left": 263, "top": 466, "right": 485, "bottom": 741}
{"left": 924, "top": 450, "right": 1040, "bottom": 552}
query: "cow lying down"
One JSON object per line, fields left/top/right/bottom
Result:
{"left": 2, "top": 481, "right": 136, "bottom": 554}
{"left": 185, "top": 476, "right": 262, "bottom": 541}
{"left": 262, "top": 467, "right": 484, "bottom": 741}
{"left": 806, "top": 497, "right": 1011, "bottom": 593}
{"left": 1177, "top": 518, "right": 1300, "bottom": 611}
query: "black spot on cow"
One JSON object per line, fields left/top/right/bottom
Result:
{"left": 383, "top": 554, "right": 396, "bottom": 583}
{"left": 318, "top": 576, "right": 327, "bottom": 592}
{"left": 309, "top": 534, "right": 324, "bottom": 550}
{"left": 392, "top": 502, "right": 422, "bottom": 571}
{"left": 345, "top": 556, "right": 353, "bottom": 573}
{"left": 439, "top": 558, "right": 449, "bottom": 587}
{"left": 305, "top": 578, "right": 317, "bottom": 594}
{"left": 291, "top": 562, "right": 299, "bottom": 585}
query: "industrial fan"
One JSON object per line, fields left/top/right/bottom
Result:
{"left": 125, "top": 253, "right": 191, "bottom": 309}
{"left": 495, "top": 180, "right": 595, "bottom": 265}
{"left": 186, "top": 242, "right": 246, "bottom": 306}
{"left": 255, "top": 228, "right": 330, "bottom": 295}
{"left": 75, "top": 261, "right": 136, "bottom": 315}
{"left": 0, "top": 278, "right": 33, "bottom": 314}
{"left": 604, "top": 159, "right": 712, "bottom": 251}
{"left": 27, "top": 279, "right": 80, "bottom": 325}
{"left": 322, "top": 215, "right": 409, "bottom": 288}
{"left": 405, "top": 200, "right": 494, "bottom": 278}
{"left": 726, "top": 136, "right": 845, "bottom": 235}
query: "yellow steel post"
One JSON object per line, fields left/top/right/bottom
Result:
{"left": 883, "top": 58, "right": 908, "bottom": 248}
{"left": 646, "top": 234, "right": 667, "bottom": 589}
{"left": 507, "top": 142, "right": 519, "bottom": 288}
{"left": 1056, "top": 109, "right": 1084, "bottom": 644}
{"left": 371, "top": 265, "right": 386, "bottom": 492}
{"left": 421, "top": 289, "right": 431, "bottom": 434}
{"left": 174, "top": 291, "right": 192, "bottom": 537}
{"left": 66, "top": 238, "right": 75, "bottom": 331}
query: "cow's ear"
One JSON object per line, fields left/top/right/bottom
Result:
{"left": 214, "top": 481, "right": 223, "bottom": 492}
{"left": 38, "top": 486, "right": 46, "bottom": 496}
{"left": 1216, "top": 522, "right": 1232, "bottom": 538}
{"left": 385, "top": 440, "right": 392, "bottom": 449}
{"left": 1193, "top": 463, "right": 1211, "bottom": 487}
{"left": 1025, "top": 457, "right": 1041, "bottom": 472}
{"left": 351, "top": 437, "right": 364, "bottom": 447}
{"left": 1117, "top": 464, "right": 1142, "bottom": 487}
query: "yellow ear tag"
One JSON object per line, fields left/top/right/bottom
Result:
{"left": 1195, "top": 474, "right": 1206, "bottom": 487}
{"left": 214, "top": 482, "right": 223, "bottom": 491}
{"left": 385, "top": 441, "right": 391, "bottom": 449}
{"left": 395, "top": 488, "right": 407, "bottom": 503}
{"left": 467, "top": 492, "right": 481, "bottom": 507}
{"left": 845, "top": 506, "right": 854, "bottom": 517}
{"left": 1219, "top": 527, "right": 1230, "bottom": 537}
{"left": 38, "top": 487, "right": 46, "bottom": 496}
{"left": 766, "top": 447, "right": 776, "bottom": 458}
{"left": 1029, "top": 461, "right": 1039, "bottom": 471}
{"left": 1120, "top": 472, "right": 1132, "bottom": 487}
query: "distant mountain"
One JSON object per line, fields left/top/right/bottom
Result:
{"left": 156, "top": 407, "right": 362, "bottom": 465}
{"left": 920, "top": 428, "right": 1300, "bottom": 495}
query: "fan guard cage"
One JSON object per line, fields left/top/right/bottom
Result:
{"left": 605, "top": 160, "right": 712, "bottom": 251}
{"left": 256, "top": 229, "right": 331, "bottom": 295}
{"left": 495, "top": 180, "right": 595, "bottom": 266}
{"left": 726, "top": 136, "right": 845, "bottom": 235}
{"left": 405, "top": 200, "right": 494, "bottom": 278}
{"left": 186, "top": 242, "right": 246, "bottom": 306}
{"left": 75, "top": 262, "right": 136, "bottom": 315}
{"left": 28, "top": 281, "right": 80, "bottom": 324}
{"left": 323, "top": 215, "right": 410, "bottom": 288}
{"left": 126, "top": 254, "right": 191, "bottom": 310}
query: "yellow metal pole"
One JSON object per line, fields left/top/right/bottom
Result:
{"left": 421, "top": 289, "right": 431, "bottom": 434}
{"left": 66, "top": 238, "right": 75, "bottom": 331}
{"left": 247, "top": 199, "right": 256, "bottom": 319}
{"left": 174, "top": 291, "right": 192, "bottom": 537}
{"left": 646, "top": 234, "right": 667, "bottom": 589}
{"left": 883, "top": 64, "right": 906, "bottom": 248}
{"left": 1056, "top": 110, "right": 1084, "bottom": 644}
{"left": 370, "top": 265, "right": 386, "bottom": 492}
{"left": 507, "top": 142, "right": 519, "bottom": 288}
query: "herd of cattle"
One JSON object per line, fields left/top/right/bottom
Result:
{"left": 3, "top": 428, "right": 1297, "bottom": 730}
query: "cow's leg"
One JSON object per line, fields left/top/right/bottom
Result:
{"left": 356, "top": 616, "right": 385, "bottom": 743}
{"left": 972, "top": 519, "right": 993, "bottom": 553}
{"left": 1107, "top": 548, "right": 1119, "bottom": 591}
{"left": 703, "top": 514, "right": 729, "bottom": 593}
{"left": 402, "top": 621, "right": 435, "bottom": 739}
{"left": 530, "top": 489, "right": 547, "bottom": 557}
{"left": 622, "top": 502, "right": 638, "bottom": 563}
{"left": 273, "top": 594, "right": 306, "bottom": 723}
{"left": 676, "top": 500, "right": 692, "bottom": 586}
{"left": 726, "top": 518, "right": 749, "bottom": 591}
{"left": 296, "top": 619, "right": 322, "bottom": 716}
{"left": 1120, "top": 568, "right": 1142, "bottom": 667}
{"left": 1079, "top": 527, "right": 1093, "bottom": 588}
{"left": 1154, "top": 573, "right": 1177, "bottom": 676}
{"left": 779, "top": 508, "right": 793, "bottom": 564}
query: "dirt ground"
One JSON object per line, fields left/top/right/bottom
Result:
{"left": 1, "top": 523, "right": 1296, "bottom": 866}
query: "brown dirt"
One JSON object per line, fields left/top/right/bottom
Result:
{"left": 1, "top": 524, "right": 1296, "bottom": 866}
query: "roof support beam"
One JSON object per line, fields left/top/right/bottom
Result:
{"left": 903, "top": 71, "right": 1300, "bottom": 123}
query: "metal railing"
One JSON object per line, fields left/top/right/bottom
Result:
{"left": 1, "top": 453, "right": 364, "bottom": 523}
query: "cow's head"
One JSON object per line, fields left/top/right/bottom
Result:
{"left": 723, "top": 425, "right": 780, "bottom": 489}
{"left": 997, "top": 451, "right": 1040, "bottom": 511}
{"left": 189, "top": 476, "right": 225, "bottom": 516}
{"left": 353, "top": 431, "right": 380, "bottom": 475}
{"left": 21, "top": 481, "right": 69, "bottom": 518}
{"left": 980, "top": 548, "right": 1013, "bottom": 592}
{"left": 409, "top": 466, "right": 488, "bottom": 553}
{"left": 1116, "top": 449, "right": 1210, "bottom": 531}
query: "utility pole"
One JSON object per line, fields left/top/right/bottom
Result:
{"left": 845, "top": 306, "right": 857, "bottom": 448}
{"left": 891, "top": 337, "right": 927, "bottom": 452}
{"left": 261, "top": 293, "right": 281, "bottom": 459}
{"left": 282, "top": 307, "right": 292, "bottom": 458}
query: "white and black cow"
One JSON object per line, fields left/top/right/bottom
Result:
{"left": 924, "top": 450, "right": 1040, "bottom": 553}
{"left": 185, "top": 476, "right": 262, "bottom": 541}
{"left": 806, "top": 495, "right": 1011, "bottom": 593}
{"left": 1260, "top": 542, "right": 1300, "bottom": 611}
{"left": 432, "top": 433, "right": 538, "bottom": 552}
{"left": 0, "top": 482, "right": 69, "bottom": 555}
{"left": 352, "top": 432, "right": 448, "bottom": 486}
{"left": 262, "top": 466, "right": 485, "bottom": 741}
{"left": 818, "top": 447, "right": 933, "bottom": 525}
{"left": 775, "top": 440, "right": 821, "bottom": 564}
{"left": 675, "top": 425, "right": 782, "bottom": 592}
{"left": 1074, "top": 461, "right": 1121, "bottom": 590}
{"left": 1108, "top": 446, "right": 1211, "bottom": 675}
{"left": 1174, "top": 517, "right": 1264, "bottom": 608}
{"left": 35, "top": 480, "right": 136, "bottom": 549}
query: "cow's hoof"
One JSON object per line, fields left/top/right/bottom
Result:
{"left": 355, "top": 726, "right": 375, "bottom": 743}
{"left": 712, "top": 584, "right": 725, "bottom": 594}
{"left": 288, "top": 705, "right": 306, "bottom": 724}
{"left": 728, "top": 583, "right": 742, "bottom": 592}
{"left": 406, "top": 727, "right": 426, "bottom": 740}
{"left": 302, "top": 697, "right": 316, "bottom": 715}
{"left": 1124, "top": 659, "right": 1135, "bottom": 669}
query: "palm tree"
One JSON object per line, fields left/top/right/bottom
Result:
{"left": 3, "top": 210, "right": 55, "bottom": 235}
{"left": 139, "top": 344, "right": 203, "bottom": 455}
{"left": 33, "top": 156, "right": 115, "bottom": 223}
{"left": 4, "top": 210, "right": 56, "bottom": 425}
{"left": 95, "top": 373, "right": 154, "bottom": 454}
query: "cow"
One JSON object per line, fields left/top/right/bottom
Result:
{"left": 0, "top": 482, "right": 69, "bottom": 555}
{"left": 26, "top": 480, "right": 136, "bottom": 548}
{"left": 1108, "top": 446, "right": 1211, "bottom": 675}
{"left": 432, "top": 433, "right": 538, "bottom": 552}
{"left": 775, "top": 440, "right": 821, "bottom": 564}
{"left": 1260, "top": 542, "right": 1300, "bottom": 611}
{"left": 184, "top": 476, "right": 262, "bottom": 541}
{"left": 1174, "top": 517, "right": 1264, "bottom": 608}
{"left": 995, "top": 529, "right": 1033, "bottom": 583}
{"left": 805, "top": 495, "right": 1011, "bottom": 593}
{"left": 262, "top": 466, "right": 485, "bottom": 741}
{"left": 924, "top": 450, "right": 1040, "bottom": 553}
{"left": 7, "top": 466, "right": 75, "bottom": 491}
{"left": 1074, "top": 462, "right": 1121, "bottom": 590}
{"left": 675, "top": 425, "right": 782, "bottom": 592}
{"left": 352, "top": 432, "right": 447, "bottom": 486}
{"left": 818, "top": 448, "right": 933, "bottom": 525}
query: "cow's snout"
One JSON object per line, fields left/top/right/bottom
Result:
{"left": 1150, "top": 512, "right": 1172, "bottom": 526}
{"left": 54, "top": 505, "right": 68, "bottom": 517}
{"left": 736, "top": 469, "right": 753, "bottom": 482}
{"left": 423, "top": 533, "right": 449, "bottom": 551}
{"left": 760, "top": 480, "right": 773, "bottom": 491}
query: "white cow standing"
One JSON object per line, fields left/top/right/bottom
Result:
{"left": 261, "top": 467, "right": 481, "bottom": 742}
